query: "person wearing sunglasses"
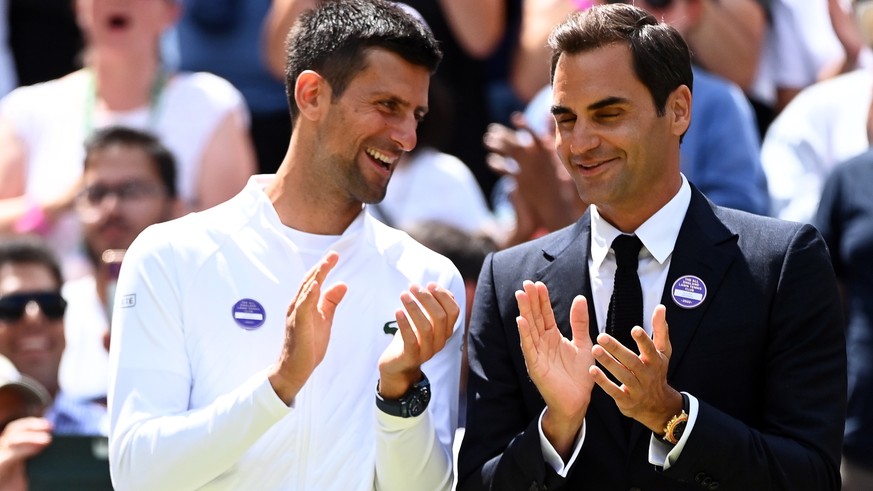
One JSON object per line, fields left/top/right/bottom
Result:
{"left": 0, "top": 235, "right": 108, "bottom": 489}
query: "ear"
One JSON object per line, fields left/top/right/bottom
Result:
{"left": 294, "top": 70, "right": 330, "bottom": 122}
{"left": 668, "top": 84, "right": 692, "bottom": 138}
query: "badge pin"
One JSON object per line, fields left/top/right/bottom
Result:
{"left": 232, "top": 298, "right": 266, "bottom": 330}
{"left": 671, "top": 275, "right": 707, "bottom": 309}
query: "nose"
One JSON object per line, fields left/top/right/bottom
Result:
{"left": 568, "top": 120, "right": 600, "bottom": 155}
{"left": 392, "top": 113, "right": 419, "bottom": 153}
{"left": 23, "top": 301, "right": 51, "bottom": 323}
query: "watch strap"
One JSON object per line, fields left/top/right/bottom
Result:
{"left": 375, "top": 373, "right": 431, "bottom": 418}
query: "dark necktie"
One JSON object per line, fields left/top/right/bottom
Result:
{"left": 606, "top": 234, "right": 643, "bottom": 354}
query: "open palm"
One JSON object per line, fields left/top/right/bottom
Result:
{"left": 515, "top": 280, "right": 595, "bottom": 417}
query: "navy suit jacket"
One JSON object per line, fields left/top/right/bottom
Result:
{"left": 457, "top": 187, "right": 846, "bottom": 491}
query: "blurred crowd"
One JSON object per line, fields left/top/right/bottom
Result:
{"left": 2, "top": 0, "right": 873, "bottom": 489}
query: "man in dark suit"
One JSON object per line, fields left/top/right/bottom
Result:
{"left": 456, "top": 4, "right": 846, "bottom": 490}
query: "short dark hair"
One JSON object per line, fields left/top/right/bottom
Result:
{"left": 0, "top": 235, "right": 63, "bottom": 289}
{"left": 548, "top": 3, "right": 693, "bottom": 117}
{"left": 83, "top": 126, "right": 178, "bottom": 199}
{"left": 284, "top": 0, "right": 442, "bottom": 123}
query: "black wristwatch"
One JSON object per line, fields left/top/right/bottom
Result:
{"left": 375, "top": 373, "right": 431, "bottom": 418}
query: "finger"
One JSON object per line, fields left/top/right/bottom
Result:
{"left": 589, "top": 364, "right": 624, "bottom": 400}
{"left": 319, "top": 282, "right": 348, "bottom": 323}
{"left": 422, "top": 282, "right": 460, "bottom": 341}
{"left": 486, "top": 153, "right": 512, "bottom": 175}
{"left": 651, "top": 304, "right": 671, "bottom": 357}
{"left": 401, "top": 290, "right": 434, "bottom": 355}
{"left": 633, "top": 325, "right": 660, "bottom": 364}
{"left": 408, "top": 285, "right": 450, "bottom": 353}
{"left": 395, "top": 307, "right": 421, "bottom": 360}
{"left": 515, "top": 289, "right": 541, "bottom": 346}
{"left": 509, "top": 112, "right": 544, "bottom": 149}
{"left": 592, "top": 336, "right": 635, "bottom": 385}
{"left": 597, "top": 331, "right": 643, "bottom": 373}
{"left": 291, "top": 251, "right": 340, "bottom": 312}
{"left": 534, "top": 281, "right": 557, "bottom": 331}
{"left": 517, "top": 315, "right": 537, "bottom": 364}
{"left": 522, "top": 280, "right": 545, "bottom": 331}
{"left": 569, "top": 295, "right": 592, "bottom": 350}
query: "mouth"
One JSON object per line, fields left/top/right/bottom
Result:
{"left": 107, "top": 13, "right": 131, "bottom": 31}
{"left": 574, "top": 157, "right": 616, "bottom": 172}
{"left": 365, "top": 147, "right": 397, "bottom": 174}
{"left": 14, "top": 335, "right": 56, "bottom": 359}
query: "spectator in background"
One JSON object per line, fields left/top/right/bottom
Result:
{"left": 174, "top": 0, "right": 291, "bottom": 175}
{"left": 750, "top": 0, "right": 873, "bottom": 133}
{"left": 0, "top": 353, "right": 51, "bottom": 491}
{"left": 0, "top": 235, "right": 108, "bottom": 490}
{"left": 761, "top": 63, "right": 872, "bottom": 223}
{"left": 0, "top": 0, "right": 255, "bottom": 281}
{"left": 814, "top": 148, "right": 873, "bottom": 491}
{"left": 60, "top": 127, "right": 180, "bottom": 402}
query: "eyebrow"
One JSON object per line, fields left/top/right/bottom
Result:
{"left": 551, "top": 96, "right": 630, "bottom": 116}
{"left": 378, "top": 94, "right": 428, "bottom": 120}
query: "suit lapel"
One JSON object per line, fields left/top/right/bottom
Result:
{"left": 533, "top": 214, "right": 595, "bottom": 339}
{"left": 660, "top": 188, "right": 738, "bottom": 379}
{"left": 626, "top": 188, "right": 739, "bottom": 446}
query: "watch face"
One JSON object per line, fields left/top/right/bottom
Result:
{"left": 673, "top": 420, "right": 687, "bottom": 440}
{"left": 407, "top": 385, "right": 431, "bottom": 417}
{"left": 408, "top": 397, "right": 425, "bottom": 417}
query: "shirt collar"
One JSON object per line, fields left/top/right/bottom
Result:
{"left": 590, "top": 175, "right": 691, "bottom": 269}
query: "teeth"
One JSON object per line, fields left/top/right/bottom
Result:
{"left": 366, "top": 148, "right": 393, "bottom": 165}
{"left": 18, "top": 337, "right": 50, "bottom": 351}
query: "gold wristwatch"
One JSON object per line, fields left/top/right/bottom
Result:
{"left": 662, "top": 393, "right": 690, "bottom": 445}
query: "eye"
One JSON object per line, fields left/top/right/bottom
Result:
{"left": 596, "top": 110, "right": 622, "bottom": 120}
{"left": 379, "top": 100, "right": 399, "bottom": 111}
{"left": 554, "top": 114, "right": 576, "bottom": 127}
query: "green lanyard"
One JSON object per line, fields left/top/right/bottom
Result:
{"left": 83, "top": 69, "right": 168, "bottom": 136}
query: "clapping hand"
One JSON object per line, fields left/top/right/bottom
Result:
{"left": 377, "top": 283, "right": 460, "bottom": 399}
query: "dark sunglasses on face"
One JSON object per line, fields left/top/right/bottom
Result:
{"left": 0, "top": 292, "right": 67, "bottom": 322}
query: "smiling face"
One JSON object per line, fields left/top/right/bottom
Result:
{"left": 551, "top": 43, "right": 690, "bottom": 230}
{"left": 310, "top": 48, "right": 430, "bottom": 207}
{"left": 0, "top": 263, "right": 65, "bottom": 396}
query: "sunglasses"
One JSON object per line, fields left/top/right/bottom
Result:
{"left": 0, "top": 292, "right": 67, "bottom": 322}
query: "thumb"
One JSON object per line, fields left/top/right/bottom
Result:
{"left": 569, "top": 295, "right": 592, "bottom": 349}
{"left": 651, "top": 304, "right": 671, "bottom": 356}
{"left": 319, "top": 282, "right": 348, "bottom": 322}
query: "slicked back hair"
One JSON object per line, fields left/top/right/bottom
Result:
{"left": 548, "top": 3, "right": 692, "bottom": 117}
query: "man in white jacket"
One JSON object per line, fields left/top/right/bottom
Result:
{"left": 107, "top": 1, "right": 463, "bottom": 489}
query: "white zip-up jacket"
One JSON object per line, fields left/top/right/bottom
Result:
{"left": 108, "top": 176, "right": 464, "bottom": 490}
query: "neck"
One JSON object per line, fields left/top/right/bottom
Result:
{"left": 87, "top": 52, "right": 162, "bottom": 111}
{"left": 267, "top": 164, "right": 362, "bottom": 235}
{"left": 266, "top": 133, "right": 364, "bottom": 235}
